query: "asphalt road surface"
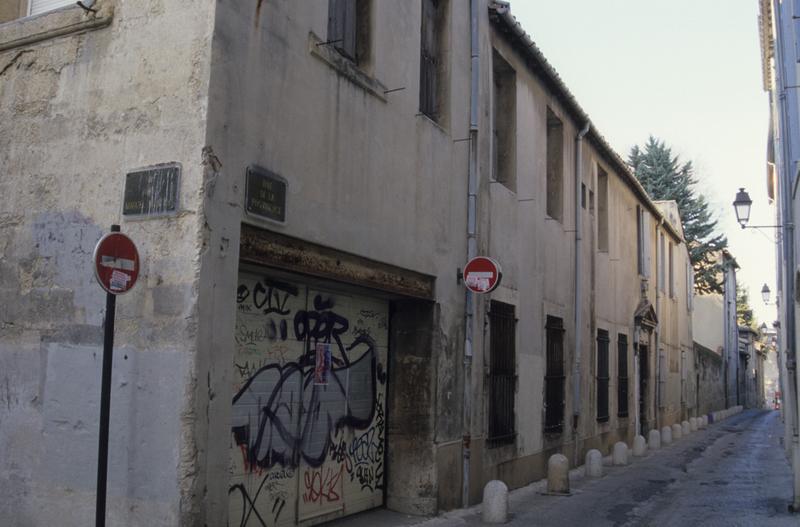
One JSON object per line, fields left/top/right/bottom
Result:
{"left": 337, "top": 409, "right": 797, "bottom": 527}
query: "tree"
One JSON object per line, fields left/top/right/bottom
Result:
{"left": 736, "top": 284, "right": 756, "bottom": 328}
{"left": 628, "top": 136, "right": 728, "bottom": 294}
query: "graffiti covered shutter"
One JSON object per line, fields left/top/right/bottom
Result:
{"left": 230, "top": 270, "right": 388, "bottom": 526}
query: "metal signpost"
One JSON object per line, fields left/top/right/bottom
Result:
{"left": 92, "top": 225, "right": 140, "bottom": 527}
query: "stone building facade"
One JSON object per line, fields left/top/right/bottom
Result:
{"left": 0, "top": 1, "right": 700, "bottom": 525}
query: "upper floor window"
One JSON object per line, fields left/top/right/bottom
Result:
{"left": 328, "top": 0, "right": 370, "bottom": 66}
{"left": 597, "top": 166, "right": 608, "bottom": 252}
{"left": 668, "top": 241, "right": 675, "bottom": 298}
{"left": 546, "top": 108, "right": 564, "bottom": 220}
{"left": 1, "top": 0, "right": 73, "bottom": 23}
{"left": 29, "top": 0, "right": 75, "bottom": 16}
{"left": 636, "top": 206, "right": 647, "bottom": 276}
{"left": 658, "top": 232, "right": 666, "bottom": 291}
{"left": 419, "top": 0, "right": 447, "bottom": 123}
{"left": 492, "top": 49, "right": 516, "bottom": 190}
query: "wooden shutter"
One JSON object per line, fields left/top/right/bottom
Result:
{"left": 419, "top": 0, "right": 439, "bottom": 118}
{"left": 328, "top": 0, "right": 357, "bottom": 60}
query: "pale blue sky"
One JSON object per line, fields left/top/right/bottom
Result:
{"left": 511, "top": 0, "right": 776, "bottom": 323}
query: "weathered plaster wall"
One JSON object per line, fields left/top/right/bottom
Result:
{"left": 200, "top": 0, "right": 471, "bottom": 522}
{"left": 695, "top": 343, "right": 725, "bottom": 416}
{"left": 0, "top": 1, "right": 215, "bottom": 525}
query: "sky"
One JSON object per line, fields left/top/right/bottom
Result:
{"left": 510, "top": 0, "right": 777, "bottom": 325}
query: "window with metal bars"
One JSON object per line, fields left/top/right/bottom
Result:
{"left": 617, "top": 334, "right": 629, "bottom": 418}
{"left": 544, "top": 315, "right": 565, "bottom": 433}
{"left": 488, "top": 301, "right": 516, "bottom": 447}
{"left": 597, "top": 329, "right": 610, "bottom": 422}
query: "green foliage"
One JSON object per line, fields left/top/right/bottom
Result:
{"left": 628, "top": 137, "right": 728, "bottom": 294}
{"left": 736, "top": 284, "right": 756, "bottom": 328}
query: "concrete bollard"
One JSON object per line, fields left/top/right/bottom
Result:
{"left": 648, "top": 429, "right": 661, "bottom": 450}
{"left": 612, "top": 441, "right": 629, "bottom": 466}
{"left": 672, "top": 423, "right": 682, "bottom": 440}
{"left": 633, "top": 435, "right": 647, "bottom": 457}
{"left": 661, "top": 426, "right": 672, "bottom": 445}
{"left": 482, "top": 480, "right": 509, "bottom": 524}
{"left": 547, "top": 454, "right": 570, "bottom": 494}
{"left": 682, "top": 421, "right": 691, "bottom": 436}
{"left": 689, "top": 417, "right": 697, "bottom": 431}
{"left": 585, "top": 449, "right": 603, "bottom": 478}
{"left": 697, "top": 416, "right": 706, "bottom": 430}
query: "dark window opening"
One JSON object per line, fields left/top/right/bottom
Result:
{"left": 581, "top": 183, "right": 587, "bottom": 209}
{"left": 597, "top": 329, "right": 610, "bottom": 422}
{"left": 493, "top": 49, "right": 516, "bottom": 190}
{"left": 488, "top": 301, "right": 516, "bottom": 447}
{"left": 597, "top": 166, "right": 608, "bottom": 251}
{"left": 328, "top": 0, "right": 370, "bottom": 65}
{"left": 546, "top": 108, "right": 564, "bottom": 220}
{"left": 618, "top": 334, "right": 629, "bottom": 418}
{"left": 545, "top": 315, "right": 565, "bottom": 433}
{"left": 419, "top": 0, "right": 447, "bottom": 122}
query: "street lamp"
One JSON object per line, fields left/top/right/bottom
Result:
{"left": 762, "top": 283, "right": 771, "bottom": 304}
{"left": 733, "top": 188, "right": 752, "bottom": 228}
{"left": 732, "top": 188, "right": 782, "bottom": 230}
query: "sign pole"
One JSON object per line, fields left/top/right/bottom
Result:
{"left": 95, "top": 224, "right": 119, "bottom": 527}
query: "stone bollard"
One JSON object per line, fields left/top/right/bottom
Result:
{"left": 672, "top": 423, "right": 682, "bottom": 440}
{"left": 661, "top": 426, "right": 672, "bottom": 445}
{"left": 612, "top": 441, "right": 629, "bottom": 466}
{"left": 689, "top": 417, "right": 697, "bottom": 431}
{"left": 585, "top": 449, "right": 603, "bottom": 478}
{"left": 547, "top": 454, "right": 570, "bottom": 494}
{"left": 648, "top": 429, "right": 661, "bottom": 450}
{"left": 482, "top": 480, "right": 509, "bottom": 524}
{"left": 698, "top": 416, "right": 706, "bottom": 430}
{"left": 633, "top": 435, "right": 647, "bottom": 457}
{"left": 681, "top": 421, "right": 691, "bottom": 436}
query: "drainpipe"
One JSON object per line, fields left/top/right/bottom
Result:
{"left": 654, "top": 218, "right": 663, "bottom": 429}
{"left": 572, "top": 121, "right": 591, "bottom": 464}
{"left": 462, "top": 0, "right": 479, "bottom": 509}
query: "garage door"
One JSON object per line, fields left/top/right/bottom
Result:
{"left": 229, "top": 269, "right": 389, "bottom": 526}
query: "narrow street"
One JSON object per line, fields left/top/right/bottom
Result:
{"left": 340, "top": 410, "right": 796, "bottom": 527}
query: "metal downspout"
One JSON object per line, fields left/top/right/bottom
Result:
{"left": 572, "top": 122, "right": 591, "bottom": 465}
{"left": 654, "top": 218, "right": 663, "bottom": 429}
{"left": 463, "top": 0, "right": 479, "bottom": 509}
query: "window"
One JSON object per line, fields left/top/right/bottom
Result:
{"left": 668, "top": 241, "right": 675, "bottom": 298}
{"left": 328, "top": 0, "right": 370, "bottom": 65}
{"left": 419, "top": 0, "right": 447, "bottom": 122}
{"left": 658, "top": 232, "right": 665, "bottom": 291}
{"left": 488, "top": 301, "right": 516, "bottom": 447}
{"left": 597, "top": 166, "right": 608, "bottom": 252}
{"left": 492, "top": 50, "right": 516, "bottom": 190}
{"left": 581, "top": 183, "right": 587, "bottom": 209}
{"left": 617, "top": 334, "right": 629, "bottom": 417}
{"left": 544, "top": 315, "right": 565, "bottom": 433}
{"left": 546, "top": 108, "right": 564, "bottom": 220}
{"left": 636, "top": 206, "right": 645, "bottom": 275}
{"left": 597, "top": 329, "right": 610, "bottom": 422}
{"left": 29, "top": 0, "right": 74, "bottom": 17}
{"left": 686, "top": 260, "right": 694, "bottom": 311}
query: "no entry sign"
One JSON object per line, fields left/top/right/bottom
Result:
{"left": 463, "top": 256, "right": 502, "bottom": 293}
{"left": 93, "top": 232, "right": 140, "bottom": 295}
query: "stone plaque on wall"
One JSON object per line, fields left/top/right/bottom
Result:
{"left": 122, "top": 163, "right": 180, "bottom": 218}
{"left": 245, "top": 166, "right": 287, "bottom": 223}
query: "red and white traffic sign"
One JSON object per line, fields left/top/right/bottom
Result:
{"left": 93, "top": 232, "right": 140, "bottom": 295}
{"left": 463, "top": 256, "right": 502, "bottom": 294}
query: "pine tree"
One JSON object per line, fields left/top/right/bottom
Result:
{"left": 628, "top": 137, "right": 728, "bottom": 294}
{"left": 736, "top": 284, "right": 756, "bottom": 328}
